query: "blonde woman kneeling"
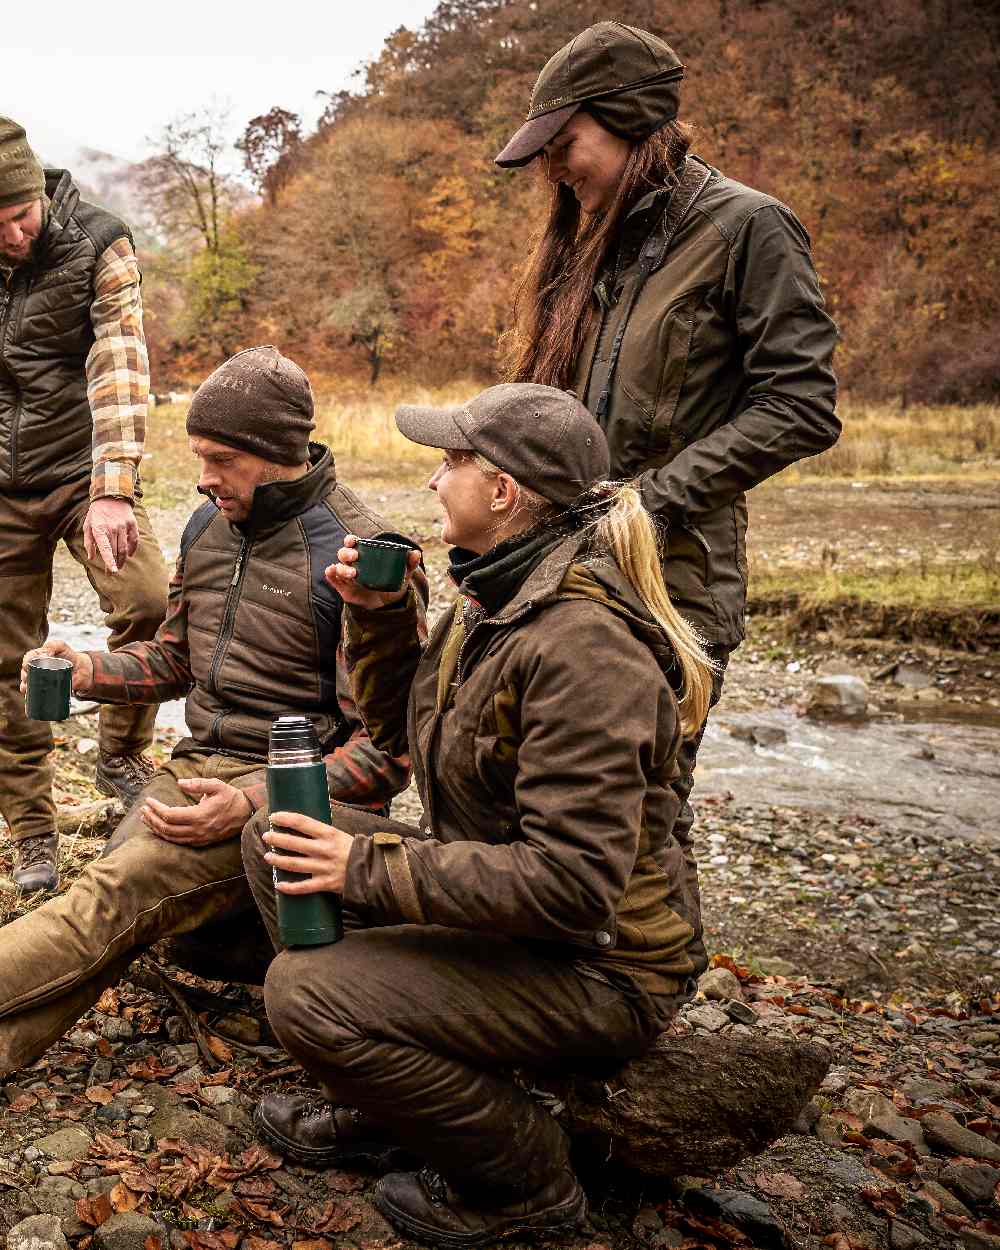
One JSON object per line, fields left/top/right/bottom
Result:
{"left": 240, "top": 382, "right": 716, "bottom": 1247}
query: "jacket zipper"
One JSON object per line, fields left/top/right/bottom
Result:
{"left": 684, "top": 524, "right": 712, "bottom": 554}
{"left": 0, "top": 279, "right": 22, "bottom": 487}
{"left": 206, "top": 537, "right": 251, "bottom": 704}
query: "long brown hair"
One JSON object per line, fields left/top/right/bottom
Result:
{"left": 501, "top": 120, "right": 693, "bottom": 390}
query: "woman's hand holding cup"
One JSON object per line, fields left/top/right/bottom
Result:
{"left": 324, "top": 534, "right": 420, "bottom": 610}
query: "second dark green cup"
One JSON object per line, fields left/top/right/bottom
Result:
{"left": 354, "top": 538, "right": 410, "bottom": 591}
{"left": 25, "top": 655, "right": 73, "bottom": 721}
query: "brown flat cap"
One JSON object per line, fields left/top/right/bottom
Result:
{"left": 396, "top": 382, "right": 610, "bottom": 508}
{"left": 496, "top": 22, "right": 684, "bottom": 168}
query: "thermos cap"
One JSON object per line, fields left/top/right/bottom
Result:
{"left": 269, "top": 714, "right": 321, "bottom": 760}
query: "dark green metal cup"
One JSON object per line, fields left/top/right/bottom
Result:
{"left": 266, "top": 715, "right": 344, "bottom": 948}
{"left": 354, "top": 538, "right": 410, "bottom": 591}
{"left": 25, "top": 655, "right": 73, "bottom": 721}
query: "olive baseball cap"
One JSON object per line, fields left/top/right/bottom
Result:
{"left": 396, "top": 383, "right": 611, "bottom": 508}
{"left": 0, "top": 117, "right": 45, "bottom": 210}
{"left": 495, "top": 22, "right": 684, "bottom": 168}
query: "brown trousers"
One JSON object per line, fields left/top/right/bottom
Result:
{"left": 0, "top": 754, "right": 257, "bottom": 1076}
{"left": 241, "top": 811, "right": 660, "bottom": 1197}
{"left": 0, "top": 478, "right": 168, "bottom": 842}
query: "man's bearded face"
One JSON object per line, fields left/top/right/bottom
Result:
{"left": 0, "top": 199, "right": 43, "bottom": 265}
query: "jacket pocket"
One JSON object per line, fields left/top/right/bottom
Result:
{"left": 616, "top": 295, "right": 694, "bottom": 450}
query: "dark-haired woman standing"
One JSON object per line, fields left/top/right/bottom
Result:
{"left": 497, "top": 21, "right": 840, "bottom": 978}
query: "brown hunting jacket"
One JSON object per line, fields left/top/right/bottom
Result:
{"left": 86, "top": 445, "right": 422, "bottom": 813}
{"left": 343, "top": 534, "right": 701, "bottom": 1003}
{"left": 575, "top": 156, "right": 840, "bottom": 647}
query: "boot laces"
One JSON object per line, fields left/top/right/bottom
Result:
{"left": 16, "top": 833, "right": 57, "bottom": 870}
{"left": 113, "top": 753, "right": 155, "bottom": 785}
{"left": 301, "top": 1097, "right": 333, "bottom": 1121}
{"left": 419, "top": 1167, "right": 450, "bottom": 1206}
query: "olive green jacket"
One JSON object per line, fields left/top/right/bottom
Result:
{"left": 574, "top": 157, "right": 839, "bottom": 646}
{"left": 342, "top": 534, "right": 702, "bottom": 1005}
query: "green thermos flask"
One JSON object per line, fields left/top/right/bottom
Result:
{"left": 266, "top": 714, "right": 344, "bottom": 947}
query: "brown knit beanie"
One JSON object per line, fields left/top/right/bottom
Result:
{"left": 186, "top": 346, "right": 315, "bottom": 465}
{"left": 0, "top": 118, "right": 45, "bottom": 210}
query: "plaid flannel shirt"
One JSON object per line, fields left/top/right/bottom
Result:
{"left": 87, "top": 236, "right": 149, "bottom": 502}
{"left": 86, "top": 551, "right": 420, "bottom": 814}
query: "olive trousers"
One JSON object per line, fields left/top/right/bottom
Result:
{"left": 241, "top": 810, "right": 660, "bottom": 1198}
{"left": 0, "top": 478, "right": 168, "bottom": 842}
{"left": 0, "top": 754, "right": 258, "bottom": 1076}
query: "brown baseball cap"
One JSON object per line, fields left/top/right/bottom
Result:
{"left": 396, "top": 383, "right": 611, "bottom": 508}
{"left": 495, "top": 22, "right": 684, "bottom": 168}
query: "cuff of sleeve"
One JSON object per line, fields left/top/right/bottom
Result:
{"left": 91, "top": 461, "right": 138, "bottom": 502}
{"left": 344, "top": 828, "right": 424, "bottom": 925}
{"left": 238, "top": 778, "right": 267, "bottom": 812}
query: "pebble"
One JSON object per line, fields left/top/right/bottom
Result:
{"left": 917, "top": 1179, "right": 972, "bottom": 1218}
{"left": 921, "top": 1112, "right": 1000, "bottom": 1163}
{"left": 697, "top": 967, "right": 742, "bottom": 1001}
{"left": 940, "top": 1163, "right": 1000, "bottom": 1206}
{"left": 7, "top": 1215, "right": 69, "bottom": 1250}
{"left": 684, "top": 1004, "right": 731, "bottom": 1033}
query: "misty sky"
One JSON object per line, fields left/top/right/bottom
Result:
{"left": 6, "top": 0, "right": 442, "bottom": 166}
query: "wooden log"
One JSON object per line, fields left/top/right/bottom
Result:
{"left": 535, "top": 1030, "right": 830, "bottom": 1178}
{"left": 55, "top": 798, "right": 124, "bottom": 838}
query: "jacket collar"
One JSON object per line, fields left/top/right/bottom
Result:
{"left": 35, "top": 171, "right": 78, "bottom": 265}
{"left": 474, "top": 530, "right": 681, "bottom": 685}
{"left": 208, "top": 442, "right": 337, "bottom": 536}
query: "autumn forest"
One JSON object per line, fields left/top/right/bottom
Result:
{"left": 137, "top": 0, "right": 1000, "bottom": 404}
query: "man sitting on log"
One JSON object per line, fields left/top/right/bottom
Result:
{"left": 0, "top": 345, "right": 424, "bottom": 1077}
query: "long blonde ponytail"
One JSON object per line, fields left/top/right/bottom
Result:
{"left": 589, "top": 484, "right": 716, "bottom": 738}
{"left": 466, "top": 452, "right": 716, "bottom": 738}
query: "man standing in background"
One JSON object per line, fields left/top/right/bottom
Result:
{"left": 0, "top": 117, "right": 168, "bottom": 894}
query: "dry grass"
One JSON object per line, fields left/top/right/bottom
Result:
{"left": 146, "top": 389, "right": 1000, "bottom": 496}
{"left": 786, "top": 400, "right": 1000, "bottom": 481}
{"left": 751, "top": 546, "right": 1000, "bottom": 611}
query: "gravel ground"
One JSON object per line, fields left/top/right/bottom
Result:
{"left": 1, "top": 473, "right": 998, "bottom": 1250}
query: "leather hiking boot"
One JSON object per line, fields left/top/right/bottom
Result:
{"left": 94, "top": 751, "right": 155, "bottom": 810}
{"left": 12, "top": 833, "right": 59, "bottom": 894}
{"left": 373, "top": 1165, "right": 587, "bottom": 1248}
{"left": 254, "top": 1094, "right": 393, "bottom": 1167}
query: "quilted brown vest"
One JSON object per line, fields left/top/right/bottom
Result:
{"left": 0, "top": 169, "right": 133, "bottom": 493}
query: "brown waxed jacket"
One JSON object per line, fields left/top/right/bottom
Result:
{"left": 575, "top": 156, "right": 840, "bottom": 647}
{"left": 343, "top": 533, "right": 701, "bottom": 1002}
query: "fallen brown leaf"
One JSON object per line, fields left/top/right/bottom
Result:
{"left": 756, "top": 1171, "right": 806, "bottom": 1201}
{"left": 109, "top": 1182, "right": 142, "bottom": 1213}
{"left": 75, "top": 1192, "right": 114, "bottom": 1228}
{"left": 312, "top": 1200, "right": 363, "bottom": 1235}
{"left": 206, "top": 1034, "right": 234, "bottom": 1063}
{"left": 96, "top": 987, "right": 121, "bottom": 1015}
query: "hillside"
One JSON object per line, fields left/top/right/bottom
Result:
{"left": 140, "top": 0, "right": 1000, "bottom": 401}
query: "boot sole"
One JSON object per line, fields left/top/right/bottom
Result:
{"left": 253, "top": 1103, "right": 394, "bottom": 1168}
{"left": 372, "top": 1180, "right": 588, "bottom": 1248}
{"left": 12, "top": 874, "right": 59, "bottom": 894}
